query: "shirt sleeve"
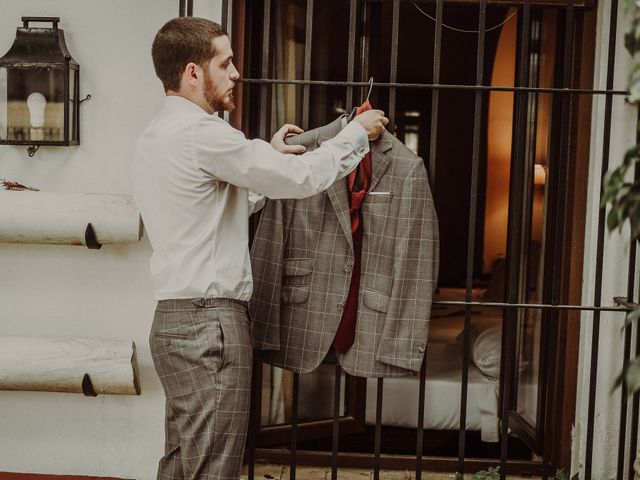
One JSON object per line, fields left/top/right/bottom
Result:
{"left": 194, "top": 117, "right": 369, "bottom": 199}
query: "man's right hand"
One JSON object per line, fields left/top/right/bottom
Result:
{"left": 353, "top": 109, "right": 389, "bottom": 141}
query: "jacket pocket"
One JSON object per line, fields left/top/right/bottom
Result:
{"left": 365, "top": 192, "right": 394, "bottom": 204}
{"left": 282, "top": 257, "right": 315, "bottom": 276}
{"left": 281, "top": 285, "right": 310, "bottom": 304}
{"left": 283, "top": 258, "right": 314, "bottom": 287}
{"left": 153, "top": 331, "right": 190, "bottom": 340}
{"left": 362, "top": 288, "right": 391, "bottom": 313}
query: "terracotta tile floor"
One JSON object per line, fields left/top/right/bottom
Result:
{"left": 242, "top": 464, "right": 535, "bottom": 480}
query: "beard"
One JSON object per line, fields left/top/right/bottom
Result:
{"left": 204, "top": 72, "right": 235, "bottom": 112}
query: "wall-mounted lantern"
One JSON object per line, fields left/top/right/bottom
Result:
{"left": 0, "top": 17, "right": 82, "bottom": 156}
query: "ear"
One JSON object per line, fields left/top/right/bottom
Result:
{"left": 183, "top": 62, "right": 202, "bottom": 87}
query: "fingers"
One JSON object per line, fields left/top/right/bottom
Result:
{"left": 279, "top": 144, "right": 306, "bottom": 155}
{"left": 278, "top": 124, "right": 304, "bottom": 136}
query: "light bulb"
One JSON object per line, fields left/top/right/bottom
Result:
{"left": 27, "top": 92, "right": 46, "bottom": 128}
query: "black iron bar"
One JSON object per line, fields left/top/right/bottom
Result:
{"left": 346, "top": 0, "right": 358, "bottom": 112}
{"left": 373, "top": 378, "right": 384, "bottom": 480}
{"left": 614, "top": 10, "right": 637, "bottom": 479}
{"left": 332, "top": 364, "right": 341, "bottom": 480}
{"left": 219, "top": 0, "right": 230, "bottom": 120}
{"left": 290, "top": 373, "right": 299, "bottom": 480}
{"left": 302, "top": 0, "right": 313, "bottom": 130}
{"left": 237, "top": 78, "right": 627, "bottom": 96}
{"left": 585, "top": 1, "right": 619, "bottom": 478}
{"left": 186, "top": 0, "right": 193, "bottom": 17}
{"left": 427, "top": 0, "right": 443, "bottom": 184}
{"left": 541, "top": 2, "right": 574, "bottom": 478}
{"left": 259, "top": 0, "right": 271, "bottom": 140}
{"left": 359, "top": 1, "right": 371, "bottom": 102}
{"left": 629, "top": 287, "right": 640, "bottom": 480}
{"left": 500, "top": 4, "right": 532, "bottom": 478}
{"left": 221, "top": 0, "right": 230, "bottom": 32}
{"left": 617, "top": 226, "right": 637, "bottom": 480}
{"left": 433, "top": 300, "right": 631, "bottom": 312}
{"left": 178, "top": 0, "right": 185, "bottom": 17}
{"left": 415, "top": 356, "right": 427, "bottom": 480}
{"left": 458, "top": 0, "right": 486, "bottom": 476}
{"left": 628, "top": 114, "right": 640, "bottom": 480}
{"left": 388, "top": 0, "right": 400, "bottom": 131}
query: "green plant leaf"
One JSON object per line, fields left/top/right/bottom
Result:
{"left": 622, "top": 306, "right": 640, "bottom": 329}
{"left": 607, "top": 206, "right": 621, "bottom": 231}
{"left": 625, "top": 357, "right": 640, "bottom": 392}
{"left": 555, "top": 468, "right": 568, "bottom": 480}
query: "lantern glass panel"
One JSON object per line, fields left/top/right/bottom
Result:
{"left": 0, "top": 67, "right": 7, "bottom": 142}
{"left": 69, "top": 68, "right": 77, "bottom": 143}
{"left": 5, "top": 67, "right": 65, "bottom": 143}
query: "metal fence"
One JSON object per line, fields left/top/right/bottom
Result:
{"left": 182, "top": 0, "right": 638, "bottom": 478}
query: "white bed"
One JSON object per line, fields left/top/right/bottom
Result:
{"left": 364, "top": 342, "right": 500, "bottom": 442}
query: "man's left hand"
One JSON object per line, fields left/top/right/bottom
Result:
{"left": 271, "top": 124, "right": 306, "bottom": 154}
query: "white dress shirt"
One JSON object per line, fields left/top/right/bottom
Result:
{"left": 132, "top": 95, "right": 369, "bottom": 301}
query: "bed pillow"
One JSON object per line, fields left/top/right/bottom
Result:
{"left": 457, "top": 325, "right": 527, "bottom": 379}
{"left": 471, "top": 326, "right": 502, "bottom": 379}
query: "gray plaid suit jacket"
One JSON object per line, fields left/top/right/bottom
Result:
{"left": 249, "top": 116, "right": 439, "bottom": 377}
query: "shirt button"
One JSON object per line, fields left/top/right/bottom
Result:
{"left": 337, "top": 301, "right": 344, "bottom": 310}
{"left": 344, "top": 264, "right": 352, "bottom": 272}
{"left": 416, "top": 345, "right": 425, "bottom": 354}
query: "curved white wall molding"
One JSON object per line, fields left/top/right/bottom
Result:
{"left": 0, "top": 336, "right": 141, "bottom": 396}
{"left": 0, "top": 191, "right": 143, "bottom": 246}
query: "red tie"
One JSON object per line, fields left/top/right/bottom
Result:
{"left": 333, "top": 100, "right": 373, "bottom": 353}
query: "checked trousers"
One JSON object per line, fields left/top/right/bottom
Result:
{"left": 150, "top": 298, "right": 253, "bottom": 480}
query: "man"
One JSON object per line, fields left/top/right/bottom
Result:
{"left": 132, "top": 16, "right": 387, "bottom": 480}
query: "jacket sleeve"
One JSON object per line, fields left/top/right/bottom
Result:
{"left": 375, "top": 159, "right": 440, "bottom": 372}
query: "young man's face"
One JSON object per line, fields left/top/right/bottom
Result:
{"left": 203, "top": 35, "right": 240, "bottom": 113}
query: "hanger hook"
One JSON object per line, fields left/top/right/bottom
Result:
{"left": 365, "top": 77, "right": 374, "bottom": 103}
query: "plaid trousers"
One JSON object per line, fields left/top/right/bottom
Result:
{"left": 150, "top": 298, "right": 253, "bottom": 480}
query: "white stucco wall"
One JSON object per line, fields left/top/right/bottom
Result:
{"left": 573, "top": 1, "right": 640, "bottom": 479}
{"left": 0, "top": 1, "right": 222, "bottom": 478}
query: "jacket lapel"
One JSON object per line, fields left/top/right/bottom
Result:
{"left": 326, "top": 183, "right": 353, "bottom": 252}
{"left": 368, "top": 133, "right": 393, "bottom": 193}
{"left": 317, "top": 117, "right": 354, "bottom": 252}
{"left": 315, "top": 121, "right": 394, "bottom": 253}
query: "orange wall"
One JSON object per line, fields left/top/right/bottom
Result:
{"left": 483, "top": 8, "right": 517, "bottom": 273}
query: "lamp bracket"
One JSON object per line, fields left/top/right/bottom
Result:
{"left": 21, "top": 17, "right": 60, "bottom": 29}
{"left": 26, "top": 145, "right": 40, "bottom": 157}
{"left": 79, "top": 94, "right": 91, "bottom": 104}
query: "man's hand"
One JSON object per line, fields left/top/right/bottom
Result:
{"left": 271, "top": 124, "right": 306, "bottom": 154}
{"left": 353, "top": 109, "right": 389, "bottom": 141}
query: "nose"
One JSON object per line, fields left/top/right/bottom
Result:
{"left": 230, "top": 64, "right": 240, "bottom": 81}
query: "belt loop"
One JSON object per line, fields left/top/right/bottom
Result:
{"left": 191, "top": 298, "right": 205, "bottom": 308}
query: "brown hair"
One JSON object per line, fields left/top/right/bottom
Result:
{"left": 152, "top": 17, "right": 228, "bottom": 92}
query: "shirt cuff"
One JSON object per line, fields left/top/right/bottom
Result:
{"left": 338, "top": 120, "right": 370, "bottom": 157}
